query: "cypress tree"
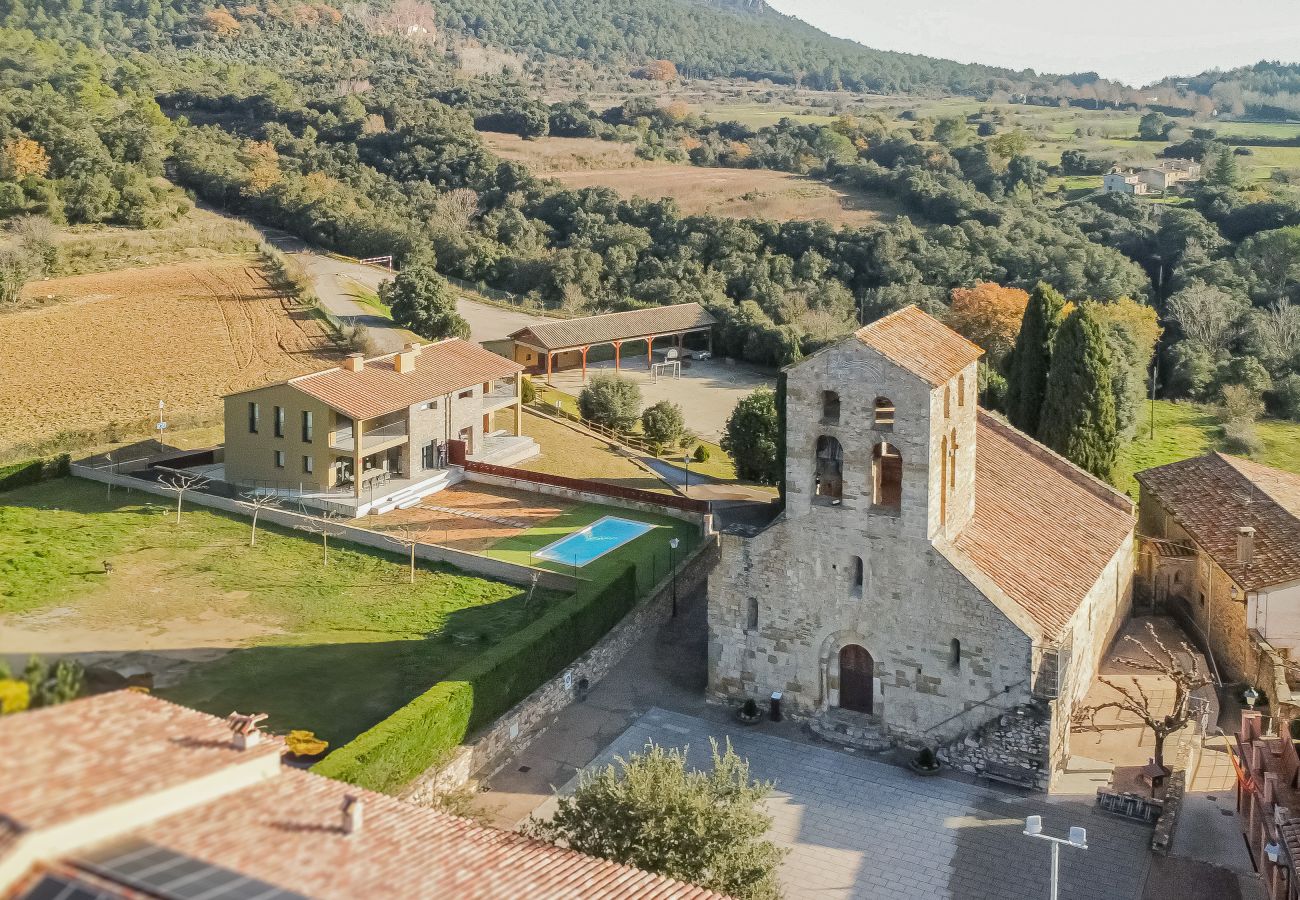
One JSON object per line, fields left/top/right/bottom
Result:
{"left": 1038, "top": 306, "right": 1119, "bottom": 481}
{"left": 1004, "top": 282, "right": 1067, "bottom": 434}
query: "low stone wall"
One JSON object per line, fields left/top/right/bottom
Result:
{"left": 937, "top": 702, "right": 1051, "bottom": 791}
{"left": 401, "top": 535, "right": 722, "bottom": 805}
{"left": 70, "top": 464, "right": 580, "bottom": 592}
{"left": 1250, "top": 630, "right": 1300, "bottom": 722}
{"left": 1152, "top": 771, "right": 1186, "bottom": 852}
{"left": 463, "top": 468, "right": 711, "bottom": 533}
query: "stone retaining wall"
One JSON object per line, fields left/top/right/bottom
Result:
{"left": 401, "top": 535, "right": 722, "bottom": 804}
{"left": 937, "top": 702, "right": 1051, "bottom": 790}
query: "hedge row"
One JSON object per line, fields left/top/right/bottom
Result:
{"left": 313, "top": 564, "right": 639, "bottom": 793}
{"left": 0, "top": 454, "right": 70, "bottom": 493}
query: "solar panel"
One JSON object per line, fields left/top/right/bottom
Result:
{"left": 78, "top": 839, "right": 313, "bottom": 900}
{"left": 17, "top": 873, "right": 127, "bottom": 900}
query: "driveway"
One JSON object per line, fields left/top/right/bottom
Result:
{"left": 259, "top": 230, "right": 551, "bottom": 350}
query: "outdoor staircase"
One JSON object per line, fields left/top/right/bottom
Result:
{"left": 362, "top": 468, "right": 462, "bottom": 516}
{"left": 812, "top": 709, "right": 893, "bottom": 752}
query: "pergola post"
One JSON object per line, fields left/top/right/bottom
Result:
{"left": 514, "top": 371, "right": 523, "bottom": 436}
{"left": 581, "top": 345, "right": 589, "bottom": 382}
{"left": 707, "top": 328, "right": 713, "bottom": 355}
{"left": 546, "top": 351, "right": 553, "bottom": 386}
{"left": 647, "top": 334, "right": 657, "bottom": 369}
{"left": 613, "top": 340, "right": 622, "bottom": 372}
{"left": 352, "top": 416, "right": 365, "bottom": 499}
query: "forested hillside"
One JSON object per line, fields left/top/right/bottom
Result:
{"left": 1153, "top": 61, "right": 1300, "bottom": 120}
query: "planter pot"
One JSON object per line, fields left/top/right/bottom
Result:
{"left": 908, "top": 760, "right": 942, "bottom": 776}
{"left": 736, "top": 708, "right": 763, "bottom": 726}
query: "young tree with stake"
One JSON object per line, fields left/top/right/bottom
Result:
{"left": 160, "top": 472, "right": 210, "bottom": 524}
{"left": 237, "top": 492, "right": 281, "bottom": 546}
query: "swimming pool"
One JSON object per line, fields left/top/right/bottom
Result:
{"left": 534, "top": 516, "right": 655, "bottom": 566}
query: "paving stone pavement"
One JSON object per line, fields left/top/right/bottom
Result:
{"left": 538, "top": 707, "right": 1154, "bottom": 900}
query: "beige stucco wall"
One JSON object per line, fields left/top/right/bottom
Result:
{"left": 223, "top": 382, "right": 336, "bottom": 492}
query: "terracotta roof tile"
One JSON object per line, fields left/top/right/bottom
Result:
{"left": 1136, "top": 453, "right": 1300, "bottom": 591}
{"left": 290, "top": 339, "right": 522, "bottom": 420}
{"left": 856, "top": 306, "right": 984, "bottom": 387}
{"left": 510, "top": 303, "right": 715, "bottom": 352}
{"left": 952, "top": 412, "right": 1135, "bottom": 639}
{"left": 121, "top": 770, "right": 724, "bottom": 900}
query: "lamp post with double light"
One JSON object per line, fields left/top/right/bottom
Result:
{"left": 1023, "top": 816, "right": 1087, "bottom": 900}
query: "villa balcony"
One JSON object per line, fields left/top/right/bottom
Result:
{"left": 481, "top": 379, "right": 519, "bottom": 413}
{"left": 328, "top": 419, "right": 408, "bottom": 453}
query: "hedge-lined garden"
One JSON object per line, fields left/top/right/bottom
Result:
{"left": 0, "top": 455, "right": 69, "bottom": 493}
{"left": 313, "top": 565, "right": 639, "bottom": 793}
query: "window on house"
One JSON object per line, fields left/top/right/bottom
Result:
{"left": 814, "top": 435, "right": 844, "bottom": 502}
{"left": 248, "top": 402, "right": 259, "bottom": 434}
{"left": 302, "top": 410, "right": 313, "bottom": 443}
{"left": 273, "top": 406, "right": 284, "bottom": 438}
{"left": 746, "top": 597, "right": 758, "bottom": 632}
{"left": 874, "top": 397, "right": 895, "bottom": 427}
{"left": 302, "top": 455, "right": 313, "bottom": 474}
{"left": 852, "top": 556, "right": 864, "bottom": 595}
{"left": 949, "top": 639, "right": 961, "bottom": 670}
{"left": 421, "top": 400, "right": 438, "bottom": 411}
{"left": 822, "top": 390, "right": 840, "bottom": 424}
{"left": 957, "top": 373, "right": 966, "bottom": 407}
{"left": 457, "top": 389, "right": 473, "bottom": 399}
{"left": 273, "top": 450, "right": 285, "bottom": 468}
{"left": 872, "top": 442, "right": 903, "bottom": 511}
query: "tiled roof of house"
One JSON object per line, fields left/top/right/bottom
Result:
{"left": 509, "top": 303, "right": 715, "bottom": 352}
{"left": 289, "top": 339, "right": 522, "bottom": 420}
{"left": 855, "top": 306, "right": 984, "bottom": 387}
{"left": 0, "top": 692, "right": 726, "bottom": 900}
{"left": 1136, "top": 453, "right": 1300, "bottom": 591}
{"left": 952, "top": 412, "right": 1135, "bottom": 639}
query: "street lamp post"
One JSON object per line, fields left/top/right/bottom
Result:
{"left": 682, "top": 454, "right": 691, "bottom": 492}
{"left": 1023, "top": 816, "right": 1087, "bottom": 900}
{"left": 669, "top": 537, "right": 680, "bottom": 617}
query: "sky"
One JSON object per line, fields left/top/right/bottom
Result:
{"left": 765, "top": 0, "right": 1300, "bottom": 87}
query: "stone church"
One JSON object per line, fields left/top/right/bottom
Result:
{"left": 708, "top": 306, "right": 1137, "bottom": 758}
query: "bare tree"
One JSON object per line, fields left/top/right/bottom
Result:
{"left": 237, "top": 492, "right": 282, "bottom": 546}
{"left": 159, "top": 472, "right": 210, "bottom": 524}
{"left": 1167, "top": 280, "right": 1247, "bottom": 353}
{"left": 301, "top": 510, "right": 342, "bottom": 566}
{"left": 1075, "top": 622, "right": 1213, "bottom": 771}
{"left": 1252, "top": 299, "right": 1300, "bottom": 368}
{"left": 387, "top": 524, "right": 424, "bottom": 583}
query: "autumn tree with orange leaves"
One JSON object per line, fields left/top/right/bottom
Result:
{"left": 2, "top": 137, "right": 50, "bottom": 180}
{"left": 947, "top": 282, "right": 1030, "bottom": 368}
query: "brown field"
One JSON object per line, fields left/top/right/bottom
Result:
{"left": 482, "top": 133, "right": 899, "bottom": 226}
{"left": 3, "top": 254, "right": 339, "bottom": 458}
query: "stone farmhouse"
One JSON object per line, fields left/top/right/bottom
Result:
{"left": 1103, "top": 168, "right": 1149, "bottom": 195}
{"left": 1103, "top": 160, "right": 1202, "bottom": 195}
{"left": 0, "top": 691, "right": 721, "bottom": 900}
{"left": 221, "top": 338, "right": 537, "bottom": 515}
{"left": 708, "top": 307, "right": 1136, "bottom": 768}
{"left": 1137, "top": 453, "right": 1300, "bottom": 711}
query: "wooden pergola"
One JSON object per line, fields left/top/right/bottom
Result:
{"left": 508, "top": 302, "right": 716, "bottom": 384}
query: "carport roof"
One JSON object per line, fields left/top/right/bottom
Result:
{"left": 509, "top": 303, "right": 715, "bottom": 352}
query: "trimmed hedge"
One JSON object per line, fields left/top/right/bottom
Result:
{"left": 0, "top": 455, "right": 69, "bottom": 493}
{"left": 314, "top": 564, "right": 638, "bottom": 792}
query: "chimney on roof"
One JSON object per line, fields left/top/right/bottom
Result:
{"left": 394, "top": 343, "right": 419, "bottom": 374}
{"left": 341, "top": 795, "right": 364, "bottom": 835}
{"left": 343, "top": 353, "right": 365, "bottom": 373}
{"left": 226, "top": 711, "right": 268, "bottom": 751}
{"left": 1238, "top": 526, "right": 1256, "bottom": 567}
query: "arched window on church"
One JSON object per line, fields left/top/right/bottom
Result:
{"left": 746, "top": 597, "right": 759, "bottom": 632}
{"left": 822, "top": 390, "right": 840, "bottom": 424}
{"left": 944, "top": 384, "right": 951, "bottom": 418}
{"left": 871, "top": 442, "right": 902, "bottom": 512}
{"left": 949, "top": 639, "right": 961, "bottom": 670}
{"left": 949, "top": 428, "right": 958, "bottom": 489}
{"left": 815, "top": 435, "right": 844, "bottom": 503}
{"left": 852, "top": 556, "right": 864, "bottom": 596}
{"left": 874, "top": 397, "right": 895, "bottom": 428}
{"left": 957, "top": 373, "right": 967, "bottom": 407}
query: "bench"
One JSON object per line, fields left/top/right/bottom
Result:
{"left": 979, "top": 761, "right": 1039, "bottom": 790}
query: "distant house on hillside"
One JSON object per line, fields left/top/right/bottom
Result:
{"left": 1103, "top": 168, "right": 1149, "bottom": 195}
{"left": 1138, "top": 158, "right": 1202, "bottom": 192}
{"left": 221, "top": 338, "right": 536, "bottom": 515}
{"left": 1136, "top": 453, "right": 1300, "bottom": 711}
{"left": 0, "top": 691, "right": 721, "bottom": 900}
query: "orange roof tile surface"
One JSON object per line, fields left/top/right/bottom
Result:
{"left": 0, "top": 691, "right": 281, "bottom": 835}
{"left": 290, "top": 339, "right": 522, "bottom": 420}
{"left": 856, "top": 306, "right": 984, "bottom": 387}
{"left": 952, "top": 412, "right": 1135, "bottom": 639}
{"left": 1136, "top": 453, "right": 1300, "bottom": 591}
{"left": 510, "top": 303, "right": 715, "bottom": 352}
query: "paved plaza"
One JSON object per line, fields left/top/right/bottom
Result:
{"left": 535, "top": 707, "right": 1153, "bottom": 900}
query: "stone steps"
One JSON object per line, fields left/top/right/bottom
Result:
{"left": 811, "top": 710, "right": 892, "bottom": 752}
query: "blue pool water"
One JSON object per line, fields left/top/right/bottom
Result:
{"left": 534, "top": 516, "right": 655, "bottom": 566}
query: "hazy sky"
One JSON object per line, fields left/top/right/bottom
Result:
{"left": 765, "top": 0, "right": 1300, "bottom": 87}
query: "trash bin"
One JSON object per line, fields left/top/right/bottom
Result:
{"left": 769, "top": 691, "right": 783, "bottom": 722}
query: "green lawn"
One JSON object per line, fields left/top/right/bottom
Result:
{"left": 0, "top": 478, "right": 562, "bottom": 748}
{"left": 486, "top": 501, "right": 699, "bottom": 594}
{"left": 1114, "top": 400, "right": 1300, "bottom": 497}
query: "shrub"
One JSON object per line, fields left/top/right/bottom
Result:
{"left": 722, "top": 389, "right": 781, "bottom": 485}
{"left": 641, "top": 400, "right": 685, "bottom": 447}
{"left": 1270, "top": 373, "right": 1300, "bottom": 422}
{"left": 315, "top": 566, "right": 638, "bottom": 792}
{"left": 578, "top": 374, "right": 641, "bottom": 431}
{"left": 520, "top": 376, "right": 537, "bottom": 405}
{"left": 1220, "top": 384, "right": 1264, "bottom": 423}
{"left": 0, "top": 454, "right": 68, "bottom": 493}
{"left": 693, "top": 444, "right": 711, "bottom": 463}
{"left": 1222, "top": 418, "right": 1262, "bottom": 455}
